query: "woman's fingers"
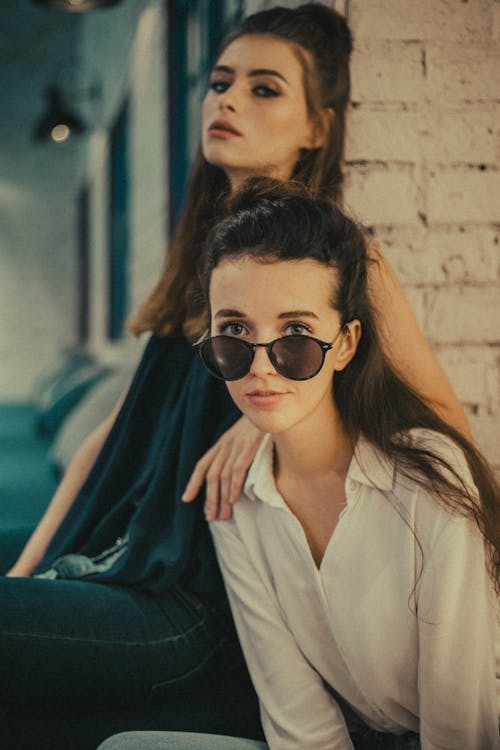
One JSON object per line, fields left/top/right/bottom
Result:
{"left": 204, "top": 445, "right": 231, "bottom": 521}
{"left": 181, "top": 417, "right": 264, "bottom": 520}
{"left": 218, "top": 469, "right": 233, "bottom": 520}
{"left": 217, "top": 496, "right": 234, "bottom": 521}
{"left": 181, "top": 448, "right": 215, "bottom": 503}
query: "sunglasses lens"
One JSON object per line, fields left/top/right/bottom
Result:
{"left": 199, "top": 335, "right": 327, "bottom": 381}
{"left": 200, "top": 337, "right": 253, "bottom": 380}
{"left": 272, "top": 336, "right": 324, "bottom": 379}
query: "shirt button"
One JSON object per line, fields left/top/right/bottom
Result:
{"left": 116, "top": 537, "right": 123, "bottom": 545}
{"left": 347, "top": 479, "right": 358, "bottom": 493}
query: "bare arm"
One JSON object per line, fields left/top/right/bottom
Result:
{"left": 368, "top": 240, "right": 471, "bottom": 439}
{"left": 6, "top": 393, "right": 125, "bottom": 577}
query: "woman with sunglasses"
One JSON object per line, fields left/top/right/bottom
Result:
{"left": 1, "top": 3, "right": 473, "bottom": 744}
{"left": 99, "top": 188, "right": 499, "bottom": 750}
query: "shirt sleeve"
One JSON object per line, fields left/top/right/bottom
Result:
{"left": 210, "top": 517, "right": 354, "bottom": 750}
{"left": 417, "top": 512, "right": 499, "bottom": 750}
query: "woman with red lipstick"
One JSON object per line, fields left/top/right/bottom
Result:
{"left": 99, "top": 189, "right": 499, "bottom": 749}
{"left": 0, "top": 3, "right": 474, "bottom": 746}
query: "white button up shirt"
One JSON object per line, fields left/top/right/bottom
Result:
{"left": 210, "top": 430, "right": 499, "bottom": 750}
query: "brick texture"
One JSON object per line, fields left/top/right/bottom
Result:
{"left": 345, "top": 0, "right": 500, "bottom": 468}
{"left": 349, "top": 0, "right": 493, "bottom": 43}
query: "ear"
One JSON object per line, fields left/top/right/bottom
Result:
{"left": 334, "top": 320, "right": 362, "bottom": 372}
{"left": 308, "top": 107, "right": 335, "bottom": 149}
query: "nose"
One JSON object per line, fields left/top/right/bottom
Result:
{"left": 249, "top": 344, "right": 277, "bottom": 378}
{"left": 218, "top": 83, "right": 240, "bottom": 113}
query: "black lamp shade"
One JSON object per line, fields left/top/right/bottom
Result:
{"left": 33, "top": 0, "right": 122, "bottom": 11}
{"left": 34, "top": 88, "right": 86, "bottom": 143}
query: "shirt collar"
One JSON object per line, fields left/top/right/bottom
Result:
{"left": 348, "top": 435, "right": 395, "bottom": 492}
{"left": 244, "top": 433, "right": 395, "bottom": 508}
{"left": 244, "top": 435, "right": 285, "bottom": 508}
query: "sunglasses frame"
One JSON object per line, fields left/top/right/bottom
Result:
{"left": 194, "top": 327, "right": 345, "bottom": 382}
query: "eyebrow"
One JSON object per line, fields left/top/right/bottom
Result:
{"left": 278, "top": 311, "right": 319, "bottom": 320}
{"left": 214, "top": 309, "right": 246, "bottom": 319}
{"left": 214, "top": 309, "right": 319, "bottom": 320}
{"left": 211, "top": 65, "right": 289, "bottom": 85}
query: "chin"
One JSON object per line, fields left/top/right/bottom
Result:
{"left": 202, "top": 147, "right": 250, "bottom": 177}
{"left": 202, "top": 154, "right": 235, "bottom": 179}
{"left": 203, "top": 141, "right": 234, "bottom": 161}
{"left": 244, "top": 409, "right": 296, "bottom": 436}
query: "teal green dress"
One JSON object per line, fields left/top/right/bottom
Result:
{"left": 36, "top": 334, "right": 241, "bottom": 594}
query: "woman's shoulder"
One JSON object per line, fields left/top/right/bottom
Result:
{"left": 389, "top": 428, "right": 479, "bottom": 531}
{"left": 398, "top": 427, "right": 473, "bottom": 483}
{"left": 354, "top": 429, "right": 478, "bottom": 527}
{"left": 399, "top": 426, "right": 466, "bottom": 455}
{"left": 354, "top": 428, "right": 472, "bottom": 491}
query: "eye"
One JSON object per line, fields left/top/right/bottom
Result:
{"left": 219, "top": 321, "right": 248, "bottom": 337}
{"left": 283, "top": 323, "right": 311, "bottom": 336}
{"left": 209, "top": 80, "right": 230, "bottom": 94}
{"left": 253, "top": 84, "right": 279, "bottom": 98}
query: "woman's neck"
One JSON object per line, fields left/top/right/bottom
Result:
{"left": 272, "top": 401, "right": 354, "bottom": 568}
{"left": 273, "top": 401, "right": 354, "bottom": 485}
{"left": 226, "top": 165, "right": 292, "bottom": 193}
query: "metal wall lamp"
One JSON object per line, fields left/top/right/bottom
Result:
{"left": 33, "top": 87, "right": 86, "bottom": 144}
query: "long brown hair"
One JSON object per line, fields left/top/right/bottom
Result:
{"left": 201, "top": 184, "right": 500, "bottom": 594}
{"left": 128, "top": 4, "right": 352, "bottom": 338}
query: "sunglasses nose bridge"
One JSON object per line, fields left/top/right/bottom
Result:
{"left": 248, "top": 341, "right": 278, "bottom": 376}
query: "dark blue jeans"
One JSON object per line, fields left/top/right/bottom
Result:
{"left": 351, "top": 727, "right": 420, "bottom": 749}
{"left": 0, "top": 530, "right": 262, "bottom": 750}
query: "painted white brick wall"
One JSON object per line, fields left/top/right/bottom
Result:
{"left": 83, "top": 0, "right": 167, "bottom": 366}
{"left": 245, "top": 0, "right": 499, "bottom": 468}
{"left": 128, "top": 1, "right": 169, "bottom": 318}
{"left": 344, "top": 0, "right": 499, "bottom": 468}
{"left": 0, "top": 185, "right": 77, "bottom": 399}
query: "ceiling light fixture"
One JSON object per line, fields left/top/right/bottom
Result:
{"left": 33, "top": 0, "right": 122, "bottom": 12}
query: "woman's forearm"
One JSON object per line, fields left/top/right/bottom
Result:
{"left": 6, "top": 396, "right": 124, "bottom": 577}
{"left": 367, "top": 240, "right": 471, "bottom": 439}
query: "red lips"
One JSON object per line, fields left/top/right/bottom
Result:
{"left": 208, "top": 119, "right": 242, "bottom": 136}
{"left": 247, "top": 390, "right": 284, "bottom": 397}
{"left": 245, "top": 390, "right": 288, "bottom": 407}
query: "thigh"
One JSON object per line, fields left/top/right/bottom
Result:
{"left": 0, "top": 576, "right": 242, "bottom": 712}
{"left": 98, "top": 732, "right": 268, "bottom": 750}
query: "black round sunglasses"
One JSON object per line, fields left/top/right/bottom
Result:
{"left": 194, "top": 328, "right": 345, "bottom": 382}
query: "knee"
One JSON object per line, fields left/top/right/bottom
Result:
{"left": 97, "top": 732, "right": 145, "bottom": 750}
{"left": 97, "top": 732, "right": 191, "bottom": 750}
{"left": 97, "top": 732, "right": 200, "bottom": 750}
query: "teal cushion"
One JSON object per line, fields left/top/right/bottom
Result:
{"left": 34, "top": 353, "right": 111, "bottom": 439}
